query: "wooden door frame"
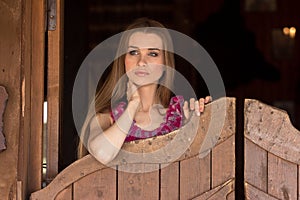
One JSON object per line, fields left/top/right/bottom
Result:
{"left": 19, "top": 0, "right": 63, "bottom": 199}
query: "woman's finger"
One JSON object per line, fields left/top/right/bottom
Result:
{"left": 205, "top": 96, "right": 212, "bottom": 103}
{"left": 189, "top": 98, "right": 195, "bottom": 111}
{"left": 183, "top": 101, "right": 190, "bottom": 119}
{"left": 195, "top": 100, "right": 200, "bottom": 116}
{"left": 199, "top": 98, "right": 205, "bottom": 113}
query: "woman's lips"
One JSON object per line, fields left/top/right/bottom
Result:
{"left": 134, "top": 70, "right": 149, "bottom": 77}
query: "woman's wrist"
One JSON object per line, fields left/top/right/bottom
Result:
{"left": 115, "top": 109, "right": 133, "bottom": 134}
{"left": 114, "top": 101, "right": 139, "bottom": 135}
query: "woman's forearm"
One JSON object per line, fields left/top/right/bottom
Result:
{"left": 88, "top": 101, "right": 139, "bottom": 164}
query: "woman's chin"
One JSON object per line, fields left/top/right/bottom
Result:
{"left": 132, "top": 80, "right": 159, "bottom": 87}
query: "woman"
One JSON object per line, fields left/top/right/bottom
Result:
{"left": 78, "top": 18, "right": 211, "bottom": 164}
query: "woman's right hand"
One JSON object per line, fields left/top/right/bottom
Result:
{"left": 126, "top": 80, "right": 140, "bottom": 103}
{"left": 126, "top": 80, "right": 141, "bottom": 117}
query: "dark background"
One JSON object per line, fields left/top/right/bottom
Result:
{"left": 62, "top": 0, "right": 300, "bottom": 198}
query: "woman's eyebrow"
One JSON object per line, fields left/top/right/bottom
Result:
{"left": 148, "top": 48, "right": 160, "bottom": 51}
{"left": 128, "top": 46, "right": 160, "bottom": 51}
{"left": 128, "top": 45, "right": 138, "bottom": 49}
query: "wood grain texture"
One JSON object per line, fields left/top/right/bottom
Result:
{"left": 18, "top": 0, "right": 32, "bottom": 198}
{"left": 27, "top": 0, "right": 45, "bottom": 192}
{"left": 46, "top": 0, "right": 64, "bottom": 180}
{"left": 118, "top": 164, "right": 159, "bottom": 200}
{"left": 244, "top": 98, "right": 300, "bottom": 164}
{"left": 55, "top": 185, "right": 72, "bottom": 200}
{"left": 245, "top": 182, "right": 280, "bottom": 200}
{"left": 74, "top": 168, "right": 116, "bottom": 200}
{"left": 160, "top": 162, "right": 179, "bottom": 200}
{"left": 244, "top": 139, "right": 267, "bottom": 192}
{"left": 212, "top": 135, "right": 235, "bottom": 188}
{"left": 245, "top": 98, "right": 300, "bottom": 200}
{"left": 268, "top": 153, "right": 298, "bottom": 200}
{"left": 180, "top": 154, "right": 211, "bottom": 199}
{"left": 192, "top": 179, "right": 234, "bottom": 200}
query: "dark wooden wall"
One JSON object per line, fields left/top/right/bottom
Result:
{"left": 79, "top": 0, "right": 300, "bottom": 127}
{"left": 192, "top": 0, "right": 299, "bottom": 121}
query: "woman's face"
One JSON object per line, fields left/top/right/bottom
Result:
{"left": 125, "top": 32, "right": 165, "bottom": 86}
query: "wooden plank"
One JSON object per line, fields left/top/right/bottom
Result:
{"left": 160, "top": 162, "right": 179, "bottom": 200}
{"left": 244, "top": 99, "right": 300, "bottom": 164}
{"left": 212, "top": 135, "right": 235, "bottom": 188}
{"left": 18, "top": 0, "right": 32, "bottom": 198}
{"left": 268, "top": 153, "right": 298, "bottom": 200}
{"left": 74, "top": 168, "right": 116, "bottom": 200}
{"left": 118, "top": 164, "right": 159, "bottom": 200}
{"left": 226, "top": 191, "right": 234, "bottom": 200}
{"left": 245, "top": 182, "right": 280, "bottom": 200}
{"left": 27, "top": 0, "right": 45, "bottom": 193}
{"left": 46, "top": 0, "right": 64, "bottom": 180}
{"left": 55, "top": 185, "right": 73, "bottom": 200}
{"left": 180, "top": 154, "right": 210, "bottom": 199}
{"left": 244, "top": 138, "right": 267, "bottom": 192}
{"left": 192, "top": 179, "right": 234, "bottom": 200}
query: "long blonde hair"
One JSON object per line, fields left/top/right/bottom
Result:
{"left": 77, "top": 18, "right": 175, "bottom": 158}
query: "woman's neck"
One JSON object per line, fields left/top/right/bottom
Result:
{"left": 137, "top": 84, "right": 158, "bottom": 112}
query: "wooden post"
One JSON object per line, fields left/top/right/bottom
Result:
{"left": 46, "top": 0, "right": 64, "bottom": 182}
{"left": 26, "top": 0, "right": 46, "bottom": 194}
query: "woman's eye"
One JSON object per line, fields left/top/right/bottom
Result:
{"left": 148, "top": 52, "right": 159, "bottom": 57}
{"left": 128, "top": 50, "right": 139, "bottom": 55}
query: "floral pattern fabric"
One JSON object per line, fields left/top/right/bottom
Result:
{"left": 110, "top": 96, "right": 184, "bottom": 142}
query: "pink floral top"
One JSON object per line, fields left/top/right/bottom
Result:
{"left": 110, "top": 96, "right": 184, "bottom": 142}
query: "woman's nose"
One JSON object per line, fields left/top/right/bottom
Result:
{"left": 137, "top": 53, "right": 147, "bottom": 67}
